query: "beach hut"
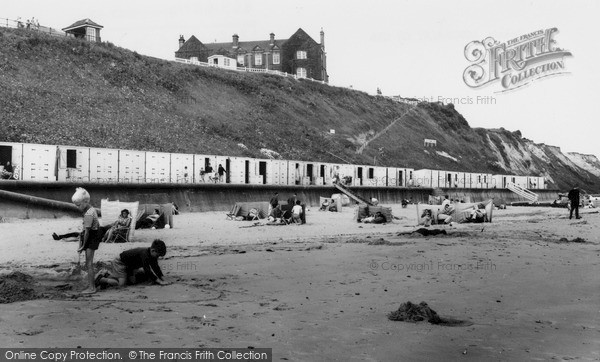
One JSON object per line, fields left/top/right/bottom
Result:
{"left": 20, "top": 143, "right": 57, "bottom": 181}
{"left": 118, "top": 149, "right": 145, "bottom": 183}
{"left": 56, "top": 145, "right": 90, "bottom": 182}
{"left": 89, "top": 147, "right": 119, "bottom": 183}
{"left": 0, "top": 142, "right": 24, "bottom": 180}
{"left": 170, "top": 152, "right": 194, "bottom": 183}
{"left": 145, "top": 152, "right": 171, "bottom": 183}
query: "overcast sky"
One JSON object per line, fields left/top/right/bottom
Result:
{"left": 4, "top": 0, "right": 599, "bottom": 158}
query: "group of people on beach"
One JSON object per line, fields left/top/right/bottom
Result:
{"left": 268, "top": 192, "right": 304, "bottom": 224}
{"left": 62, "top": 184, "right": 586, "bottom": 294}
{"left": 68, "top": 187, "right": 170, "bottom": 294}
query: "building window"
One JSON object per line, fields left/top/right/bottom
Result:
{"left": 296, "top": 67, "right": 307, "bottom": 78}
{"left": 237, "top": 54, "right": 244, "bottom": 66}
{"left": 254, "top": 53, "right": 262, "bottom": 65}
{"left": 272, "top": 52, "right": 280, "bottom": 64}
{"left": 86, "top": 27, "right": 96, "bottom": 42}
{"left": 224, "top": 58, "right": 230, "bottom": 67}
{"left": 296, "top": 50, "right": 307, "bottom": 59}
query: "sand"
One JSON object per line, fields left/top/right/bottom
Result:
{"left": 1, "top": 204, "right": 599, "bottom": 361}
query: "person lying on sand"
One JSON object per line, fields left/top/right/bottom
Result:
{"left": 52, "top": 225, "right": 111, "bottom": 242}
{"left": 362, "top": 211, "right": 387, "bottom": 224}
{"left": 95, "top": 239, "right": 171, "bottom": 289}
{"left": 52, "top": 231, "right": 81, "bottom": 241}
{"left": 398, "top": 228, "right": 448, "bottom": 236}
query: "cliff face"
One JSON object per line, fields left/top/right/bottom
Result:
{"left": 1, "top": 27, "right": 599, "bottom": 192}
{"left": 565, "top": 153, "right": 600, "bottom": 178}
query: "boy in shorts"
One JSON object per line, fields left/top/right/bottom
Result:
{"left": 72, "top": 188, "right": 102, "bottom": 294}
{"left": 96, "top": 239, "right": 170, "bottom": 288}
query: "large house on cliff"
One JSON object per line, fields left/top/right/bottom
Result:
{"left": 175, "top": 28, "right": 328, "bottom": 83}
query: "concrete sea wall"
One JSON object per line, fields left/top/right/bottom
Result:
{"left": 0, "top": 181, "right": 559, "bottom": 219}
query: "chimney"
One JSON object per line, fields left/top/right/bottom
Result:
{"left": 232, "top": 34, "right": 239, "bottom": 48}
{"left": 320, "top": 28, "right": 325, "bottom": 49}
{"left": 178, "top": 35, "right": 185, "bottom": 49}
{"left": 270, "top": 32, "right": 275, "bottom": 45}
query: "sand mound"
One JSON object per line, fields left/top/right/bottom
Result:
{"left": 388, "top": 301, "right": 472, "bottom": 326}
{"left": 0, "top": 272, "right": 40, "bottom": 304}
{"left": 388, "top": 301, "right": 442, "bottom": 323}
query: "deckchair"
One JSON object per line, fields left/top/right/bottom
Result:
{"left": 416, "top": 200, "right": 493, "bottom": 225}
{"left": 100, "top": 199, "right": 140, "bottom": 242}
{"left": 105, "top": 217, "right": 132, "bottom": 243}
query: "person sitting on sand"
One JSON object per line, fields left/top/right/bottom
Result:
{"left": 95, "top": 239, "right": 171, "bottom": 289}
{"left": 268, "top": 205, "right": 283, "bottom": 222}
{"left": 102, "top": 209, "right": 132, "bottom": 242}
{"left": 372, "top": 211, "right": 387, "bottom": 224}
{"left": 437, "top": 198, "right": 454, "bottom": 224}
{"left": 136, "top": 209, "right": 160, "bottom": 229}
{"left": 362, "top": 211, "right": 386, "bottom": 224}
{"left": 466, "top": 205, "right": 486, "bottom": 223}
{"left": 419, "top": 209, "right": 433, "bottom": 227}
{"left": 291, "top": 200, "right": 303, "bottom": 224}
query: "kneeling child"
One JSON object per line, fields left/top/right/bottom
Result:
{"left": 97, "top": 239, "right": 170, "bottom": 288}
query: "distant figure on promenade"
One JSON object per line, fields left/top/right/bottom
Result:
{"left": 183, "top": 166, "right": 189, "bottom": 183}
{"left": 218, "top": 164, "right": 226, "bottom": 183}
{"left": 568, "top": 187, "right": 581, "bottom": 220}
{"left": 1, "top": 161, "right": 14, "bottom": 179}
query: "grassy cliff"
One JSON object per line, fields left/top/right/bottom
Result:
{"left": 1, "top": 27, "right": 598, "bottom": 192}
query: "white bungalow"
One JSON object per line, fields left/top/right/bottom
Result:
{"left": 207, "top": 55, "right": 238, "bottom": 70}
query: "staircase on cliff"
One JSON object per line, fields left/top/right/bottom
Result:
{"left": 507, "top": 182, "right": 539, "bottom": 203}
{"left": 334, "top": 183, "right": 375, "bottom": 206}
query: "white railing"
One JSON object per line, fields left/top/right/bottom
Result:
{"left": 0, "top": 17, "right": 66, "bottom": 37}
{"left": 174, "top": 57, "right": 327, "bottom": 85}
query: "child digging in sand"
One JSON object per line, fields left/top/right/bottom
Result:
{"left": 95, "top": 239, "right": 171, "bottom": 288}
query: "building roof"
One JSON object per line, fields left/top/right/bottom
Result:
{"left": 177, "top": 35, "right": 205, "bottom": 53}
{"left": 211, "top": 38, "right": 288, "bottom": 53}
{"left": 176, "top": 28, "right": 323, "bottom": 57}
{"left": 62, "top": 18, "right": 103, "bottom": 32}
{"left": 179, "top": 35, "right": 292, "bottom": 54}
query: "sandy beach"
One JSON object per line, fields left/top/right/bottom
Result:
{"left": 1, "top": 204, "right": 599, "bottom": 361}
